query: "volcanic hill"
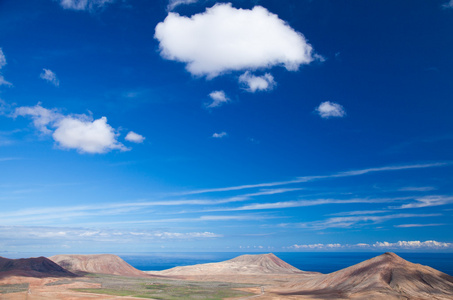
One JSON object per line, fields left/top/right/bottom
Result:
{"left": 147, "top": 253, "right": 306, "bottom": 276}
{"left": 49, "top": 254, "right": 146, "bottom": 276}
{"left": 276, "top": 252, "right": 453, "bottom": 299}
{"left": 0, "top": 256, "right": 76, "bottom": 278}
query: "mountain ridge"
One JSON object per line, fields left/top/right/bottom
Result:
{"left": 49, "top": 254, "right": 147, "bottom": 277}
{"left": 0, "top": 256, "right": 77, "bottom": 278}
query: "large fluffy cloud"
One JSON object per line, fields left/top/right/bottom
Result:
{"left": 155, "top": 3, "right": 316, "bottom": 78}
{"left": 13, "top": 103, "right": 140, "bottom": 154}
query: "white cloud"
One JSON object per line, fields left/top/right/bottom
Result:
{"left": 393, "top": 195, "right": 453, "bottom": 209}
{"left": 281, "top": 213, "right": 440, "bottom": 230}
{"left": 13, "top": 103, "right": 129, "bottom": 154}
{"left": 167, "top": 0, "right": 199, "bottom": 11}
{"left": 40, "top": 69, "right": 60, "bottom": 87}
{"left": 289, "top": 240, "right": 453, "bottom": 250}
{"left": 14, "top": 104, "right": 61, "bottom": 134}
{"left": 155, "top": 3, "right": 317, "bottom": 78}
{"left": 53, "top": 116, "right": 127, "bottom": 153}
{"left": 442, "top": 0, "right": 453, "bottom": 9}
{"left": 0, "top": 48, "right": 12, "bottom": 87}
{"left": 125, "top": 131, "right": 145, "bottom": 143}
{"left": 0, "top": 48, "right": 6, "bottom": 69}
{"left": 398, "top": 186, "right": 436, "bottom": 192}
{"left": 0, "top": 76, "right": 12, "bottom": 87}
{"left": 394, "top": 223, "right": 445, "bottom": 228}
{"left": 239, "top": 71, "right": 275, "bottom": 92}
{"left": 316, "top": 101, "right": 346, "bottom": 119}
{"left": 58, "top": 0, "right": 114, "bottom": 11}
{"left": 206, "top": 90, "right": 229, "bottom": 108}
{"left": 373, "top": 240, "right": 452, "bottom": 249}
{"left": 212, "top": 132, "right": 227, "bottom": 138}
{"left": 0, "top": 226, "right": 221, "bottom": 244}
{"left": 181, "top": 162, "right": 449, "bottom": 195}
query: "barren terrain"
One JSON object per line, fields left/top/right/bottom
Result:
{"left": 1, "top": 252, "right": 453, "bottom": 299}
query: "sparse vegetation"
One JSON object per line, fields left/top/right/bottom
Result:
{"left": 0, "top": 283, "right": 29, "bottom": 294}
{"left": 74, "top": 273, "right": 254, "bottom": 299}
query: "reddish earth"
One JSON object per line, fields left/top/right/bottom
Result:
{"left": 49, "top": 254, "right": 147, "bottom": 277}
{"left": 0, "top": 256, "right": 77, "bottom": 279}
{"left": 272, "top": 252, "right": 453, "bottom": 299}
{"left": 1, "top": 252, "right": 453, "bottom": 299}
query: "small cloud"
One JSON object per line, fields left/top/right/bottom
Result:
{"left": 58, "top": 0, "right": 114, "bottom": 11}
{"left": 394, "top": 224, "right": 445, "bottom": 228}
{"left": 0, "top": 48, "right": 6, "bottom": 69}
{"left": 40, "top": 69, "right": 60, "bottom": 87}
{"left": 315, "top": 101, "right": 346, "bottom": 119}
{"left": 392, "top": 195, "right": 453, "bottom": 209}
{"left": 167, "top": 0, "right": 199, "bottom": 11}
{"left": 125, "top": 131, "right": 145, "bottom": 143}
{"left": 13, "top": 103, "right": 132, "bottom": 154}
{"left": 0, "top": 48, "right": 12, "bottom": 86}
{"left": 0, "top": 76, "right": 12, "bottom": 87}
{"left": 442, "top": 0, "right": 453, "bottom": 9}
{"left": 206, "top": 90, "right": 229, "bottom": 108}
{"left": 239, "top": 71, "right": 276, "bottom": 92}
{"left": 212, "top": 132, "right": 227, "bottom": 138}
{"left": 398, "top": 186, "right": 436, "bottom": 192}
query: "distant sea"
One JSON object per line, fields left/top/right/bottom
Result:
{"left": 119, "top": 252, "right": 453, "bottom": 276}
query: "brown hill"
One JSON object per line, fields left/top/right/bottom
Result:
{"left": 276, "top": 252, "right": 453, "bottom": 299}
{"left": 147, "top": 253, "right": 306, "bottom": 276}
{"left": 0, "top": 256, "right": 77, "bottom": 279}
{"left": 49, "top": 254, "right": 147, "bottom": 277}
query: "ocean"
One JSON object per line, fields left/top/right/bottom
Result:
{"left": 119, "top": 252, "right": 453, "bottom": 276}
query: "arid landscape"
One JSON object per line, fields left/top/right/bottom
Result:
{"left": 1, "top": 252, "right": 453, "bottom": 299}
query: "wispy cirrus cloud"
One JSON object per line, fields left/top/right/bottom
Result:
{"left": 392, "top": 195, "right": 453, "bottom": 209}
{"left": 0, "top": 188, "right": 300, "bottom": 225}
{"left": 39, "top": 69, "right": 60, "bottom": 86}
{"left": 394, "top": 223, "right": 445, "bottom": 228}
{"left": 167, "top": 0, "right": 199, "bottom": 11}
{"left": 58, "top": 0, "right": 114, "bottom": 11}
{"left": 180, "top": 162, "right": 450, "bottom": 195}
{"left": 280, "top": 213, "right": 440, "bottom": 230}
{"left": 0, "top": 48, "right": 12, "bottom": 87}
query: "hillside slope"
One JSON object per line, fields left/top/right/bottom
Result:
{"left": 49, "top": 254, "right": 146, "bottom": 277}
{"left": 0, "top": 256, "right": 76, "bottom": 278}
{"left": 276, "top": 252, "right": 453, "bottom": 299}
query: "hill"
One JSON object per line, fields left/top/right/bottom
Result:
{"left": 276, "top": 252, "right": 453, "bottom": 299}
{"left": 147, "top": 253, "right": 307, "bottom": 276}
{"left": 0, "top": 256, "right": 76, "bottom": 278}
{"left": 49, "top": 254, "right": 147, "bottom": 277}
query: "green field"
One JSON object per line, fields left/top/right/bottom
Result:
{"left": 0, "top": 283, "right": 29, "bottom": 294}
{"left": 68, "top": 273, "right": 255, "bottom": 300}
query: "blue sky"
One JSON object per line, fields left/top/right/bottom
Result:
{"left": 1, "top": 0, "right": 453, "bottom": 254}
